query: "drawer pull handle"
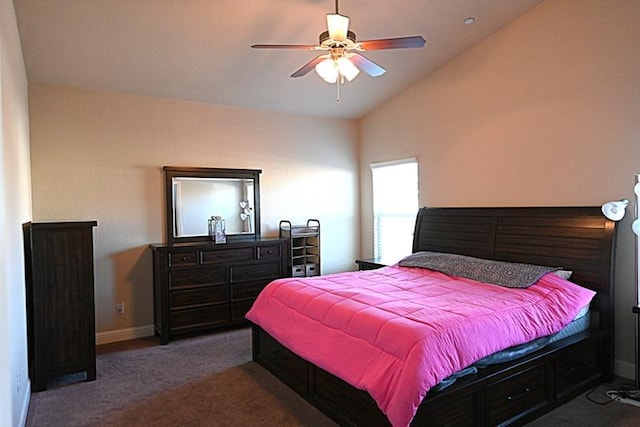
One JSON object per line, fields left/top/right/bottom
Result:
{"left": 181, "top": 256, "right": 188, "bottom": 261}
{"left": 507, "top": 387, "right": 531, "bottom": 402}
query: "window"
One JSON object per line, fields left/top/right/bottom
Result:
{"left": 371, "top": 158, "right": 419, "bottom": 262}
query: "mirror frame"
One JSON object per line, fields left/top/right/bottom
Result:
{"left": 164, "top": 166, "right": 261, "bottom": 245}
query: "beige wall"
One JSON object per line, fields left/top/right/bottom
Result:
{"left": 1, "top": 0, "right": 32, "bottom": 424}
{"left": 28, "top": 85, "right": 359, "bottom": 338}
{"left": 361, "top": 0, "right": 640, "bottom": 376}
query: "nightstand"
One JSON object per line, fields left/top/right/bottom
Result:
{"left": 355, "top": 258, "right": 389, "bottom": 271}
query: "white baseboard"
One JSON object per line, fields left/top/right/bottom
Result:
{"left": 18, "top": 381, "right": 30, "bottom": 427}
{"left": 614, "top": 358, "right": 636, "bottom": 381}
{"left": 95, "top": 325, "right": 155, "bottom": 345}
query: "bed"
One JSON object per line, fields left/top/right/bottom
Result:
{"left": 248, "top": 207, "right": 617, "bottom": 426}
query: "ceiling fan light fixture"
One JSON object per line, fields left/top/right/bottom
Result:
{"left": 315, "top": 57, "right": 339, "bottom": 83}
{"left": 326, "top": 13, "right": 350, "bottom": 41}
{"left": 337, "top": 56, "right": 359, "bottom": 81}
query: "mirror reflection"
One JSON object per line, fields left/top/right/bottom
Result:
{"left": 172, "top": 177, "right": 255, "bottom": 237}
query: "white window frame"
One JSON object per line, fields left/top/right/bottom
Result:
{"left": 370, "top": 157, "right": 419, "bottom": 263}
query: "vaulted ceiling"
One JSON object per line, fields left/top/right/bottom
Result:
{"left": 13, "top": 0, "right": 544, "bottom": 119}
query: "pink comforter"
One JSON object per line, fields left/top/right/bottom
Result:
{"left": 245, "top": 265, "right": 595, "bottom": 427}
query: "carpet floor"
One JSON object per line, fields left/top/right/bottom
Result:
{"left": 25, "top": 328, "right": 640, "bottom": 426}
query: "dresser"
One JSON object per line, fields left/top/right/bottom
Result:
{"left": 151, "top": 238, "right": 288, "bottom": 344}
{"left": 23, "top": 221, "right": 97, "bottom": 391}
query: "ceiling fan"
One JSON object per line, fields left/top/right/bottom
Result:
{"left": 251, "top": 0, "right": 426, "bottom": 100}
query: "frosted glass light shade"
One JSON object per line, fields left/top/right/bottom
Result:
{"left": 601, "top": 200, "right": 629, "bottom": 221}
{"left": 327, "top": 14, "right": 349, "bottom": 41}
{"left": 337, "top": 56, "right": 359, "bottom": 81}
{"left": 315, "top": 57, "right": 338, "bottom": 83}
{"left": 633, "top": 219, "right": 640, "bottom": 236}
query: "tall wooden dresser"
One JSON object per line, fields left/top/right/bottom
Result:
{"left": 23, "top": 221, "right": 98, "bottom": 391}
{"left": 151, "top": 238, "right": 288, "bottom": 344}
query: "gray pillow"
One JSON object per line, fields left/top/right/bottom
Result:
{"left": 398, "top": 251, "right": 560, "bottom": 289}
{"left": 553, "top": 270, "right": 573, "bottom": 280}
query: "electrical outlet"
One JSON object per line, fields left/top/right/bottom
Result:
{"left": 17, "top": 372, "right": 22, "bottom": 394}
{"left": 116, "top": 302, "right": 125, "bottom": 314}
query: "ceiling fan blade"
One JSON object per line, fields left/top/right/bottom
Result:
{"left": 349, "top": 53, "right": 386, "bottom": 77}
{"left": 291, "top": 55, "right": 327, "bottom": 78}
{"left": 251, "top": 44, "right": 318, "bottom": 50}
{"left": 358, "top": 36, "right": 426, "bottom": 50}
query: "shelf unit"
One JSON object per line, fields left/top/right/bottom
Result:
{"left": 279, "top": 219, "right": 320, "bottom": 277}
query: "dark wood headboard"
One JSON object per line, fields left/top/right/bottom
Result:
{"left": 412, "top": 207, "right": 618, "bottom": 333}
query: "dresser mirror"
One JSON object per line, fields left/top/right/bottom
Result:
{"left": 164, "top": 166, "right": 261, "bottom": 244}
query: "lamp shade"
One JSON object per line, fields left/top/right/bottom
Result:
{"left": 315, "top": 56, "right": 338, "bottom": 83}
{"left": 601, "top": 199, "right": 629, "bottom": 221}
{"left": 326, "top": 13, "right": 349, "bottom": 41}
{"left": 337, "top": 56, "right": 359, "bottom": 81}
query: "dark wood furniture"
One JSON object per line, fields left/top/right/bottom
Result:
{"left": 164, "top": 166, "right": 262, "bottom": 245}
{"left": 23, "top": 221, "right": 98, "bottom": 392}
{"left": 252, "top": 206, "right": 618, "bottom": 426}
{"left": 355, "top": 258, "right": 388, "bottom": 270}
{"left": 151, "top": 238, "right": 288, "bottom": 344}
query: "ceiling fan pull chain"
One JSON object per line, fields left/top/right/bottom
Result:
{"left": 336, "top": 79, "right": 341, "bottom": 103}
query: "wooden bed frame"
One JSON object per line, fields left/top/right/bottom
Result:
{"left": 252, "top": 207, "right": 617, "bottom": 426}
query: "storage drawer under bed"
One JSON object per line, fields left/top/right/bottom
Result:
{"left": 255, "top": 327, "right": 308, "bottom": 394}
{"left": 485, "top": 364, "right": 548, "bottom": 426}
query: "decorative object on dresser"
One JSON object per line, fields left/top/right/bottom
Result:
{"left": 279, "top": 219, "right": 320, "bottom": 277}
{"left": 152, "top": 166, "right": 288, "bottom": 344}
{"left": 23, "top": 221, "right": 98, "bottom": 392}
{"left": 251, "top": 206, "right": 618, "bottom": 426}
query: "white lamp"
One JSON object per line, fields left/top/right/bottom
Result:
{"left": 315, "top": 55, "right": 339, "bottom": 83}
{"left": 633, "top": 181, "right": 640, "bottom": 236}
{"left": 326, "top": 13, "right": 349, "bottom": 42}
{"left": 337, "top": 55, "right": 360, "bottom": 81}
{"left": 601, "top": 199, "right": 630, "bottom": 221}
{"left": 602, "top": 173, "right": 640, "bottom": 393}
{"left": 315, "top": 54, "right": 360, "bottom": 84}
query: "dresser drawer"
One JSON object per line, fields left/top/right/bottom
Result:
{"left": 201, "top": 247, "right": 254, "bottom": 264}
{"left": 555, "top": 342, "right": 600, "bottom": 399}
{"left": 152, "top": 239, "right": 286, "bottom": 343}
{"left": 169, "top": 267, "right": 227, "bottom": 289}
{"left": 170, "top": 286, "right": 229, "bottom": 309}
{"left": 168, "top": 251, "right": 198, "bottom": 267}
{"left": 231, "top": 300, "right": 255, "bottom": 320}
{"left": 258, "top": 244, "right": 282, "bottom": 261}
{"left": 170, "top": 306, "right": 229, "bottom": 331}
{"left": 486, "top": 364, "right": 547, "bottom": 426}
{"left": 230, "top": 262, "right": 281, "bottom": 283}
{"left": 231, "top": 281, "right": 268, "bottom": 302}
